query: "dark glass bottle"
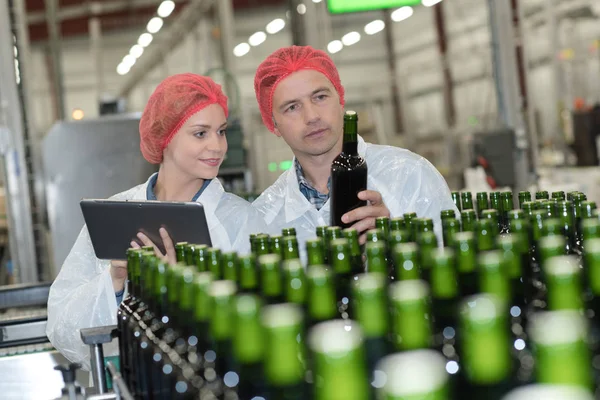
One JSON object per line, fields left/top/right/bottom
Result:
{"left": 330, "top": 110, "right": 368, "bottom": 228}
{"left": 476, "top": 192, "right": 489, "bottom": 218}
{"left": 452, "top": 192, "right": 462, "bottom": 211}
{"left": 462, "top": 192, "right": 474, "bottom": 211}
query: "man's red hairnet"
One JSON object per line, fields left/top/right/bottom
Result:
{"left": 139, "top": 73, "right": 229, "bottom": 164}
{"left": 254, "top": 45, "right": 345, "bottom": 133}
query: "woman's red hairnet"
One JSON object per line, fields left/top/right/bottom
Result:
{"left": 139, "top": 73, "right": 228, "bottom": 164}
{"left": 254, "top": 45, "right": 345, "bottom": 133}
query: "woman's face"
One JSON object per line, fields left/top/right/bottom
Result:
{"left": 163, "top": 103, "right": 228, "bottom": 180}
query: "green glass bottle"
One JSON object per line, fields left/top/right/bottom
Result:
{"left": 209, "top": 280, "right": 237, "bottom": 377}
{"left": 430, "top": 248, "right": 459, "bottom": 352}
{"left": 582, "top": 218, "right": 600, "bottom": 245}
{"left": 222, "top": 251, "right": 239, "bottom": 283}
{"left": 536, "top": 191, "right": 549, "bottom": 200}
{"left": 452, "top": 192, "right": 462, "bottom": 212}
{"left": 376, "top": 216, "right": 391, "bottom": 241}
{"left": 496, "top": 235, "right": 525, "bottom": 309}
{"left": 404, "top": 212, "right": 417, "bottom": 241}
{"left": 326, "top": 226, "right": 343, "bottom": 250}
{"left": 366, "top": 242, "right": 388, "bottom": 275}
{"left": 518, "top": 191, "right": 531, "bottom": 209}
{"left": 306, "top": 237, "right": 326, "bottom": 267}
{"left": 584, "top": 238, "right": 600, "bottom": 320}
{"left": 175, "top": 241, "right": 188, "bottom": 263}
{"left": 207, "top": 248, "right": 222, "bottom": 279}
{"left": 490, "top": 192, "right": 502, "bottom": 217}
{"left": 233, "top": 294, "right": 267, "bottom": 399}
{"left": 388, "top": 229, "right": 410, "bottom": 251}
{"left": 258, "top": 254, "right": 284, "bottom": 304}
{"left": 390, "top": 217, "right": 406, "bottom": 232}
{"left": 283, "top": 259, "right": 307, "bottom": 305}
{"left": 541, "top": 200, "right": 556, "bottom": 219}
{"left": 166, "top": 263, "right": 185, "bottom": 325}
{"left": 331, "top": 110, "right": 368, "bottom": 229}
{"left": 249, "top": 233, "right": 259, "bottom": 254}
{"left": 282, "top": 227, "right": 297, "bottom": 237}
{"left": 539, "top": 235, "right": 567, "bottom": 275}
{"left": 185, "top": 243, "right": 199, "bottom": 267}
{"left": 193, "top": 244, "right": 209, "bottom": 272}
{"left": 462, "top": 192, "right": 474, "bottom": 211}
{"left": 454, "top": 232, "right": 478, "bottom": 296}
{"left": 502, "top": 384, "right": 594, "bottom": 400}
{"left": 442, "top": 218, "right": 460, "bottom": 248}
{"left": 521, "top": 201, "right": 534, "bottom": 219}
{"left": 366, "top": 228, "right": 386, "bottom": 246}
{"left": 478, "top": 251, "right": 511, "bottom": 305}
{"left": 193, "top": 272, "right": 214, "bottom": 352}
{"left": 441, "top": 209, "right": 456, "bottom": 222}
{"left": 307, "top": 266, "right": 338, "bottom": 326}
{"left": 239, "top": 254, "right": 259, "bottom": 293}
{"left": 177, "top": 266, "right": 196, "bottom": 336}
{"left": 330, "top": 238, "right": 354, "bottom": 318}
{"left": 417, "top": 231, "right": 438, "bottom": 283}
{"left": 544, "top": 255, "right": 584, "bottom": 311}
{"left": 316, "top": 226, "right": 327, "bottom": 240}
{"left": 481, "top": 209, "right": 501, "bottom": 238}
{"left": 375, "top": 350, "right": 451, "bottom": 400}
{"left": 343, "top": 228, "right": 363, "bottom": 274}
{"left": 476, "top": 218, "right": 496, "bottom": 253}
{"left": 308, "top": 320, "right": 370, "bottom": 400}
{"left": 551, "top": 191, "right": 566, "bottom": 201}
{"left": 270, "top": 235, "right": 284, "bottom": 258}
{"left": 393, "top": 243, "right": 421, "bottom": 281}
{"left": 255, "top": 234, "right": 271, "bottom": 258}
{"left": 459, "top": 294, "right": 514, "bottom": 399}
{"left": 541, "top": 218, "right": 563, "bottom": 238}
{"left": 389, "top": 280, "right": 432, "bottom": 351}
{"left": 476, "top": 192, "right": 489, "bottom": 218}
{"left": 281, "top": 235, "right": 300, "bottom": 261}
{"left": 352, "top": 273, "right": 391, "bottom": 377}
{"left": 461, "top": 210, "right": 477, "bottom": 233}
{"left": 262, "top": 303, "right": 308, "bottom": 399}
{"left": 529, "top": 311, "right": 592, "bottom": 389}
{"left": 500, "top": 192, "right": 514, "bottom": 233}
{"left": 580, "top": 201, "right": 597, "bottom": 220}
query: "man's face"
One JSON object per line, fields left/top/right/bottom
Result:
{"left": 271, "top": 69, "right": 344, "bottom": 158}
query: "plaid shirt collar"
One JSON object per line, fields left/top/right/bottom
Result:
{"left": 294, "top": 158, "right": 331, "bottom": 211}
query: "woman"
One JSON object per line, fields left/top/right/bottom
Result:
{"left": 46, "top": 73, "right": 265, "bottom": 369}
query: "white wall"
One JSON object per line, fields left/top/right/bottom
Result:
{"left": 25, "top": 0, "right": 600, "bottom": 191}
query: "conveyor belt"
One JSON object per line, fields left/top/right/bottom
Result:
{"left": 0, "top": 307, "right": 48, "bottom": 349}
{"left": 0, "top": 282, "right": 52, "bottom": 310}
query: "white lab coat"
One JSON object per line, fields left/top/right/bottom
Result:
{"left": 252, "top": 136, "right": 459, "bottom": 263}
{"left": 46, "top": 175, "right": 265, "bottom": 370}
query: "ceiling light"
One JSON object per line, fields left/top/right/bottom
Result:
{"left": 233, "top": 43, "right": 250, "bottom": 57}
{"left": 327, "top": 40, "right": 343, "bottom": 54}
{"left": 297, "top": 4, "right": 306, "bottom": 14}
{"left": 341, "top": 31, "right": 361, "bottom": 46}
{"left": 130, "top": 44, "right": 144, "bottom": 58}
{"left": 312, "top": 0, "right": 322, "bottom": 2}
{"left": 72, "top": 108, "right": 84, "bottom": 120}
{"left": 117, "top": 63, "right": 130, "bottom": 75}
{"left": 391, "top": 6, "right": 414, "bottom": 22}
{"left": 157, "top": 0, "right": 175, "bottom": 18}
{"left": 147, "top": 17, "right": 163, "bottom": 34}
{"left": 364, "top": 20, "right": 385, "bottom": 35}
{"left": 266, "top": 18, "right": 286, "bottom": 34}
{"left": 249, "top": 31, "right": 267, "bottom": 46}
{"left": 138, "top": 33, "right": 153, "bottom": 47}
{"left": 122, "top": 54, "right": 136, "bottom": 68}
{"left": 422, "top": 0, "right": 442, "bottom": 6}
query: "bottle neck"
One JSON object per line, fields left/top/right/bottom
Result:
{"left": 342, "top": 140, "right": 358, "bottom": 155}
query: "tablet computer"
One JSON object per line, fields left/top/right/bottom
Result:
{"left": 80, "top": 199, "right": 213, "bottom": 260}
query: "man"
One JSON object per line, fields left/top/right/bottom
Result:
{"left": 252, "top": 45, "right": 458, "bottom": 261}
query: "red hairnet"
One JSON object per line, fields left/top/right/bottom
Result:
{"left": 139, "top": 73, "right": 228, "bottom": 164}
{"left": 254, "top": 45, "right": 345, "bottom": 133}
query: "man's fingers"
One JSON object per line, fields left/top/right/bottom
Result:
{"left": 130, "top": 241, "right": 141, "bottom": 249}
{"left": 358, "top": 190, "right": 383, "bottom": 205}
{"left": 137, "top": 232, "right": 165, "bottom": 258}
{"left": 342, "top": 203, "right": 390, "bottom": 225}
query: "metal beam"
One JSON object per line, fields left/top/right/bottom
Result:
{"left": 44, "top": 0, "right": 65, "bottom": 120}
{"left": 487, "top": 0, "right": 532, "bottom": 191}
{"left": 27, "top": 0, "right": 189, "bottom": 24}
{"left": 0, "top": 0, "right": 39, "bottom": 283}
{"left": 117, "top": 0, "right": 214, "bottom": 98}
{"left": 383, "top": 10, "right": 404, "bottom": 135}
{"left": 433, "top": 1, "right": 456, "bottom": 128}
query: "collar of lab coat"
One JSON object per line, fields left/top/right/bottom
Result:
{"left": 139, "top": 173, "right": 223, "bottom": 223}
{"left": 283, "top": 135, "right": 368, "bottom": 223}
